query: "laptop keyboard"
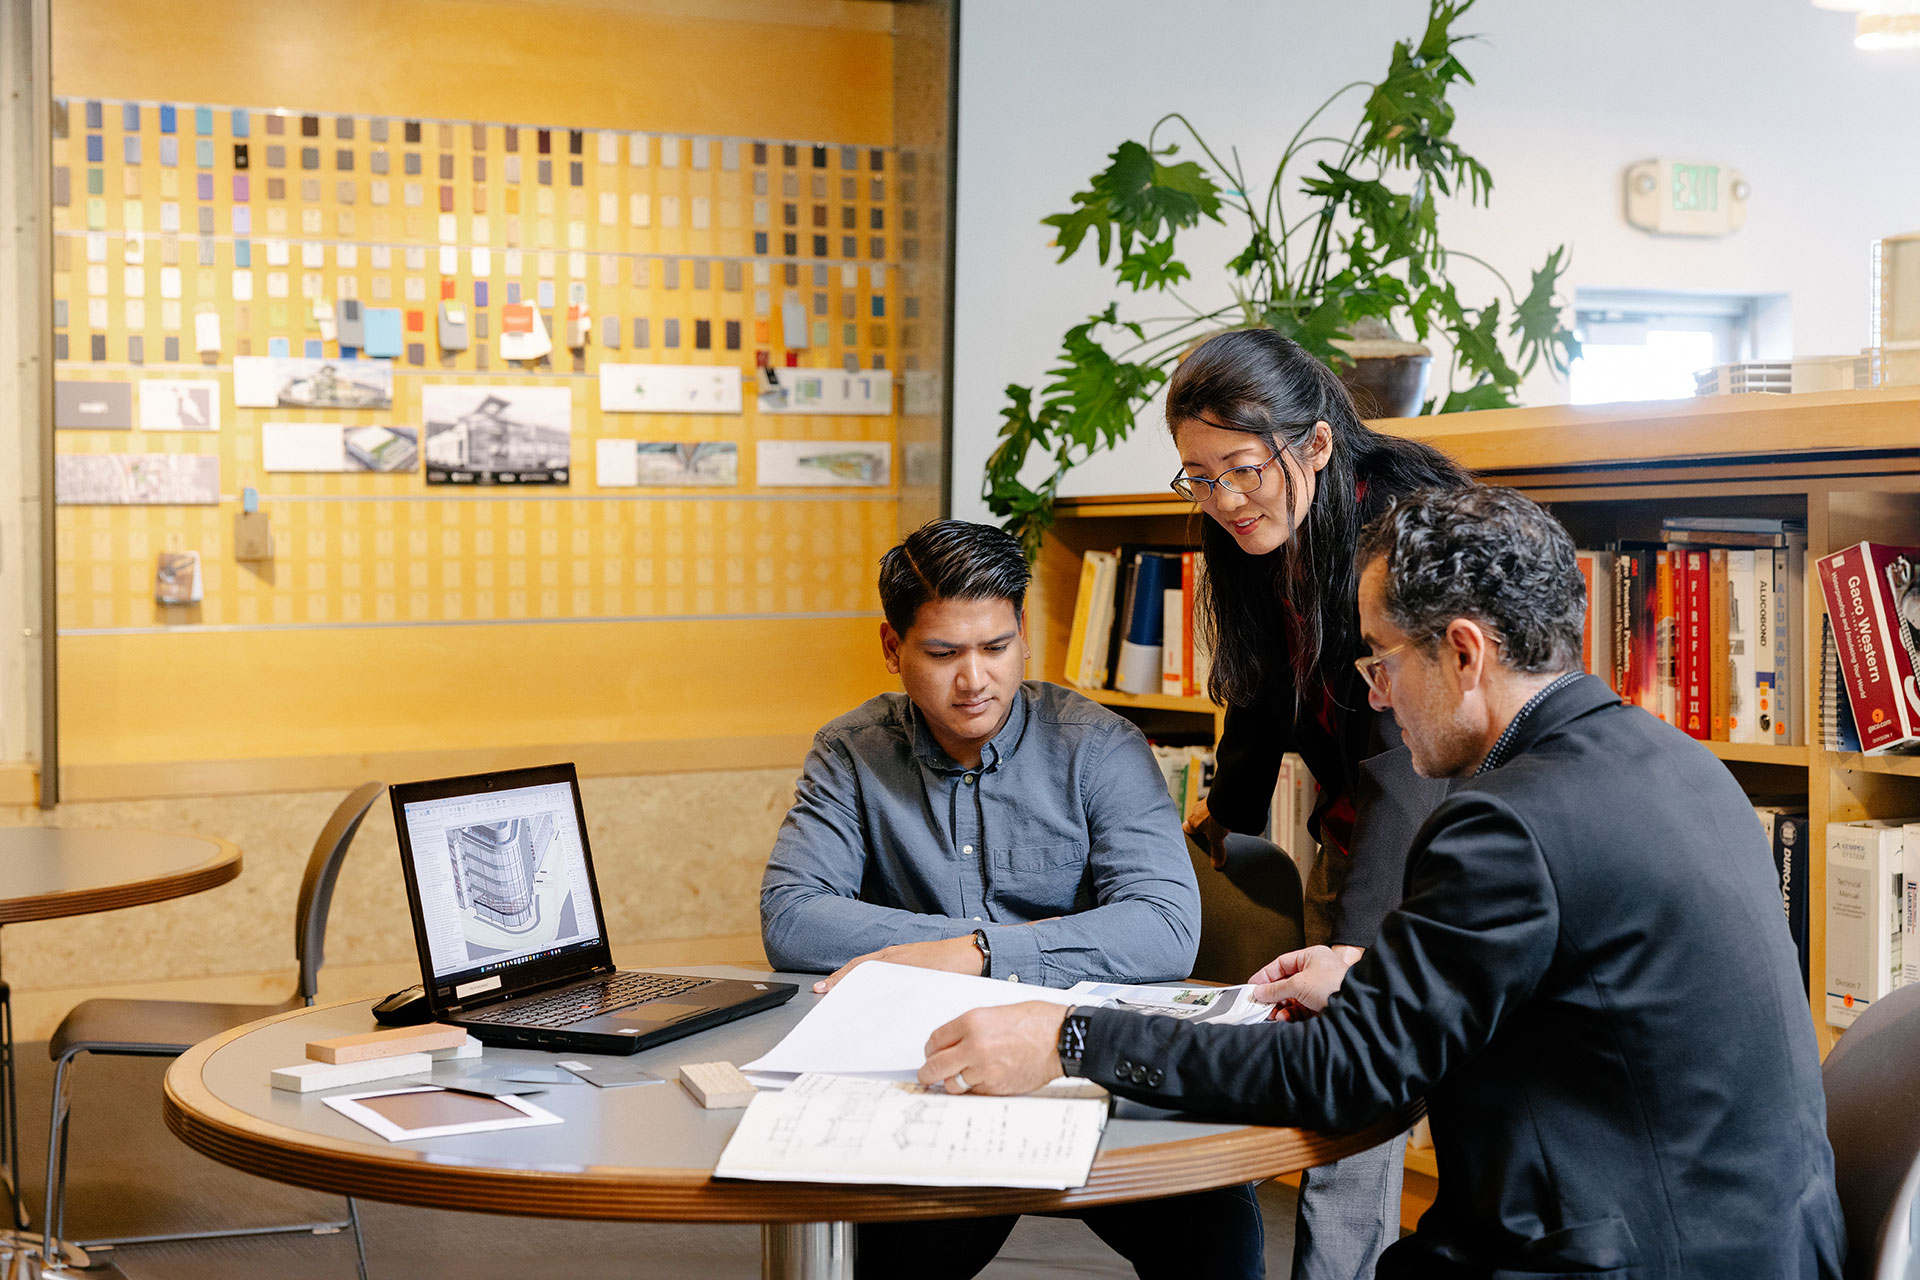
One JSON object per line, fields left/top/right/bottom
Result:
{"left": 466, "top": 972, "right": 712, "bottom": 1027}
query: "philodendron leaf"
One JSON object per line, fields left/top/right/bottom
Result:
{"left": 1435, "top": 380, "right": 1516, "bottom": 413}
{"left": 1509, "top": 245, "right": 1581, "bottom": 376}
{"left": 1263, "top": 295, "right": 1350, "bottom": 368}
{"left": 1040, "top": 140, "right": 1225, "bottom": 268}
{"left": 1116, "top": 238, "right": 1193, "bottom": 291}
{"left": 1043, "top": 307, "right": 1170, "bottom": 452}
{"left": 1448, "top": 299, "right": 1519, "bottom": 391}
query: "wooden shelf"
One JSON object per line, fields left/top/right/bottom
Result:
{"left": 1404, "top": 1144, "right": 1438, "bottom": 1180}
{"left": 1076, "top": 687, "right": 1218, "bottom": 715}
{"left": 1827, "top": 751, "right": 1920, "bottom": 778}
{"left": 1704, "top": 741, "right": 1810, "bottom": 766}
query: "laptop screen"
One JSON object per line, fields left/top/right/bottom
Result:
{"left": 398, "top": 777, "right": 606, "bottom": 998}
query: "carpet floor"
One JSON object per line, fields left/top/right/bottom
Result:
{"left": 9, "top": 1048, "right": 1298, "bottom": 1279}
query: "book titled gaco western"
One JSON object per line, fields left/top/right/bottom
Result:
{"left": 1817, "top": 542, "right": 1920, "bottom": 755}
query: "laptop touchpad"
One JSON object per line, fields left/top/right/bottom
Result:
{"left": 616, "top": 1003, "right": 703, "bottom": 1023}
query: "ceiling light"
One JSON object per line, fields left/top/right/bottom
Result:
{"left": 1857, "top": 10, "right": 1920, "bottom": 47}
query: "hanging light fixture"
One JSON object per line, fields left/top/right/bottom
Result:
{"left": 1857, "top": 9, "right": 1920, "bottom": 47}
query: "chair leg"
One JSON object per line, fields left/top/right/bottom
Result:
{"left": 0, "top": 987, "right": 21, "bottom": 1230}
{"left": 42, "top": 1052, "right": 75, "bottom": 1266}
{"left": 44, "top": 1047, "right": 350, "bottom": 1259}
{"left": 347, "top": 1196, "right": 368, "bottom": 1280}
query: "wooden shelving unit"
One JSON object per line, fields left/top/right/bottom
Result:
{"left": 1829, "top": 752, "right": 1920, "bottom": 779}
{"left": 1034, "top": 388, "right": 1920, "bottom": 1067}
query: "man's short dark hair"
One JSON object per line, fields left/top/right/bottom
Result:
{"left": 1356, "top": 485, "right": 1586, "bottom": 674}
{"left": 878, "top": 520, "right": 1031, "bottom": 636}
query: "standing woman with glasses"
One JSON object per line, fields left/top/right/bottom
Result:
{"left": 1169, "top": 328, "right": 1471, "bottom": 1280}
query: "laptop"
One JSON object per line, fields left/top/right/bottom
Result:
{"left": 391, "top": 763, "right": 795, "bottom": 1054}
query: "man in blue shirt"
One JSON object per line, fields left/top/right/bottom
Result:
{"left": 761, "top": 519, "right": 1260, "bottom": 1279}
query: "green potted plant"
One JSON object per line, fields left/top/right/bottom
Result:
{"left": 984, "top": 0, "right": 1581, "bottom": 556}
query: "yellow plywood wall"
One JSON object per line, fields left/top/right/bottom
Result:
{"left": 49, "top": 0, "right": 913, "bottom": 786}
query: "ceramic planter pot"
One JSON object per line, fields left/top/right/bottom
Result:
{"left": 1331, "top": 316, "right": 1432, "bottom": 420}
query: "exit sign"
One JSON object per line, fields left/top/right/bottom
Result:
{"left": 1625, "top": 157, "right": 1748, "bottom": 236}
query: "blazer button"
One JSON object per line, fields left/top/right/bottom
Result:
{"left": 1116, "top": 1060, "right": 1133, "bottom": 1076}
{"left": 1147, "top": 1069, "right": 1163, "bottom": 1087}
{"left": 1131, "top": 1066, "right": 1148, "bottom": 1085}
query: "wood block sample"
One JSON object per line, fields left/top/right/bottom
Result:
{"left": 307, "top": 1022, "right": 470, "bottom": 1064}
{"left": 679, "top": 1060, "right": 757, "bottom": 1109}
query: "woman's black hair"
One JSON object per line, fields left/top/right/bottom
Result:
{"left": 1166, "top": 328, "right": 1471, "bottom": 709}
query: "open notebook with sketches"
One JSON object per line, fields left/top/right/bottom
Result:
{"left": 714, "top": 1072, "right": 1111, "bottom": 1190}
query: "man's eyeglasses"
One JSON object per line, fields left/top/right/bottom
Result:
{"left": 1170, "top": 451, "right": 1281, "bottom": 502}
{"left": 1354, "top": 628, "right": 1504, "bottom": 697}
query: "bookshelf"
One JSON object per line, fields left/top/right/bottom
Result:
{"left": 1034, "top": 386, "right": 1920, "bottom": 1062}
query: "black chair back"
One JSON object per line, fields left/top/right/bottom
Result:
{"left": 1876, "top": 1147, "right": 1920, "bottom": 1280}
{"left": 293, "top": 782, "right": 386, "bottom": 1004}
{"left": 1187, "top": 833, "right": 1305, "bottom": 986}
{"left": 1824, "top": 982, "right": 1920, "bottom": 1278}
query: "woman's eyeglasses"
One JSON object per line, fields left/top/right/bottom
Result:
{"left": 1170, "top": 451, "right": 1281, "bottom": 502}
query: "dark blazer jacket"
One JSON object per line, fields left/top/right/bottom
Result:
{"left": 1082, "top": 675, "right": 1844, "bottom": 1279}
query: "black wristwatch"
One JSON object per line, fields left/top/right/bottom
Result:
{"left": 1057, "top": 1007, "right": 1091, "bottom": 1077}
{"left": 971, "top": 928, "right": 992, "bottom": 977}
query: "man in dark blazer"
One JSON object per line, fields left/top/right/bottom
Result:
{"left": 921, "top": 486, "right": 1845, "bottom": 1279}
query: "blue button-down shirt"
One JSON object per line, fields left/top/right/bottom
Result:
{"left": 760, "top": 681, "right": 1200, "bottom": 988}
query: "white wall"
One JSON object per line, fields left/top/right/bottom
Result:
{"left": 950, "top": 0, "right": 1920, "bottom": 519}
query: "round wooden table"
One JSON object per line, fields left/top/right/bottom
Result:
{"left": 164, "top": 967, "right": 1419, "bottom": 1280}
{"left": 0, "top": 825, "right": 241, "bottom": 1268}
{"left": 0, "top": 827, "right": 242, "bottom": 923}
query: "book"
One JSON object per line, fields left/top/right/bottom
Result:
{"left": 1114, "top": 551, "right": 1180, "bottom": 694}
{"left": 1662, "top": 528, "right": 1795, "bottom": 549}
{"left": 1822, "top": 617, "right": 1862, "bottom": 753}
{"left": 1681, "top": 549, "right": 1710, "bottom": 740}
{"left": 1780, "top": 535, "right": 1807, "bottom": 747}
{"left": 1815, "top": 542, "right": 1920, "bottom": 755}
{"left": 1062, "top": 552, "right": 1102, "bottom": 691}
{"left": 1160, "top": 588, "right": 1185, "bottom": 695}
{"left": 1575, "top": 550, "right": 1615, "bottom": 689}
{"left": 1754, "top": 552, "right": 1776, "bottom": 745}
{"left": 1180, "top": 552, "right": 1198, "bottom": 697}
{"left": 1726, "top": 550, "right": 1758, "bottom": 744}
{"left": 1654, "top": 549, "right": 1677, "bottom": 725}
{"left": 1709, "top": 548, "right": 1730, "bottom": 741}
{"left": 1064, "top": 550, "right": 1120, "bottom": 689}
{"left": 1826, "top": 819, "right": 1908, "bottom": 1028}
{"left": 1907, "top": 821, "right": 1920, "bottom": 990}
{"left": 1189, "top": 553, "right": 1213, "bottom": 697}
{"left": 1756, "top": 806, "right": 1810, "bottom": 992}
{"left": 1663, "top": 516, "right": 1804, "bottom": 535}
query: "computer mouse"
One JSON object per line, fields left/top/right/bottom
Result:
{"left": 371, "top": 984, "right": 431, "bottom": 1026}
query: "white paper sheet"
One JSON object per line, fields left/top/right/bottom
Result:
{"left": 598, "top": 362, "right": 743, "bottom": 414}
{"left": 742, "top": 962, "right": 1079, "bottom": 1079}
{"left": 714, "top": 1073, "right": 1108, "bottom": 1189}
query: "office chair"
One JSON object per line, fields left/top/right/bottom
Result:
{"left": 41, "top": 781, "right": 385, "bottom": 1280}
{"left": 1875, "top": 1147, "right": 1920, "bottom": 1280}
{"left": 1823, "top": 982, "right": 1920, "bottom": 1280}
{"left": 1186, "top": 832, "right": 1305, "bottom": 986}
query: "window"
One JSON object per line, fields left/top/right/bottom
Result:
{"left": 1569, "top": 289, "right": 1789, "bottom": 405}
